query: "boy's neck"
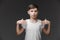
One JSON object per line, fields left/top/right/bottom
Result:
{"left": 30, "top": 18, "right": 38, "bottom": 23}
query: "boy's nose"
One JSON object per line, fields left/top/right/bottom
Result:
{"left": 33, "top": 12, "right": 35, "bottom": 14}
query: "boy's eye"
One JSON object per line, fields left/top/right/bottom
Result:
{"left": 31, "top": 11, "right": 33, "bottom": 12}
{"left": 30, "top": 10, "right": 38, "bottom": 12}
{"left": 35, "top": 10, "right": 37, "bottom": 12}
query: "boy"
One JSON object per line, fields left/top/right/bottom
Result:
{"left": 16, "top": 4, "right": 51, "bottom": 40}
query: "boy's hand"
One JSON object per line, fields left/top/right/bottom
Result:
{"left": 17, "top": 18, "right": 26, "bottom": 24}
{"left": 44, "top": 19, "right": 50, "bottom": 25}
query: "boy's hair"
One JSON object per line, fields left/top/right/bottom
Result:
{"left": 27, "top": 4, "right": 39, "bottom": 11}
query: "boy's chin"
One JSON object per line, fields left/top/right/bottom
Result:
{"left": 32, "top": 17, "right": 37, "bottom": 19}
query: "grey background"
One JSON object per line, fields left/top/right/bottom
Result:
{"left": 0, "top": 0, "right": 60, "bottom": 40}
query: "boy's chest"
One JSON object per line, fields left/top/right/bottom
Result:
{"left": 26, "top": 22, "right": 42, "bottom": 31}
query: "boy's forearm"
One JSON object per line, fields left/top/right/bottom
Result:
{"left": 46, "top": 22, "right": 50, "bottom": 35}
{"left": 16, "top": 24, "right": 20, "bottom": 35}
{"left": 16, "top": 24, "right": 24, "bottom": 35}
{"left": 43, "top": 21, "right": 51, "bottom": 35}
{"left": 47, "top": 24, "right": 50, "bottom": 33}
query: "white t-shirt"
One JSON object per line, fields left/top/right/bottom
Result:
{"left": 21, "top": 19, "right": 44, "bottom": 40}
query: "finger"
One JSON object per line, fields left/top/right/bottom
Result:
{"left": 21, "top": 18, "right": 24, "bottom": 21}
{"left": 45, "top": 19, "right": 47, "bottom": 22}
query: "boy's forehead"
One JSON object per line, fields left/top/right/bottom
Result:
{"left": 29, "top": 8, "right": 38, "bottom": 11}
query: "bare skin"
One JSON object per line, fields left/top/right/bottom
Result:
{"left": 42, "top": 19, "right": 51, "bottom": 35}
{"left": 16, "top": 8, "right": 51, "bottom": 35}
{"left": 16, "top": 19, "right": 26, "bottom": 35}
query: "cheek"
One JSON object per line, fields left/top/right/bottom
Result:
{"left": 35, "top": 12, "right": 38, "bottom": 15}
{"left": 29, "top": 12, "right": 34, "bottom": 15}
{"left": 28, "top": 11, "right": 38, "bottom": 16}
{"left": 31, "top": 13, "right": 34, "bottom": 15}
{"left": 30, "top": 12, "right": 38, "bottom": 16}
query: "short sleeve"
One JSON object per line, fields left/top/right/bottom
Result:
{"left": 21, "top": 20, "right": 27, "bottom": 29}
{"left": 40, "top": 21, "right": 45, "bottom": 29}
{"left": 21, "top": 23, "right": 27, "bottom": 29}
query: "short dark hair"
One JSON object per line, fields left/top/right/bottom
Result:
{"left": 27, "top": 4, "right": 39, "bottom": 11}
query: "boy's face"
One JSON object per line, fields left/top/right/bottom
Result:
{"left": 27, "top": 8, "right": 38, "bottom": 19}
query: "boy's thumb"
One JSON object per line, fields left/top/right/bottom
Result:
{"left": 21, "top": 18, "right": 24, "bottom": 20}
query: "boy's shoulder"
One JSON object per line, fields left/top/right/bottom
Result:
{"left": 25, "top": 19, "right": 29, "bottom": 20}
{"left": 37, "top": 19, "right": 44, "bottom": 24}
{"left": 37, "top": 19, "right": 42, "bottom": 21}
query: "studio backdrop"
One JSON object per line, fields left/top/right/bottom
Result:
{"left": 0, "top": 0, "right": 60, "bottom": 40}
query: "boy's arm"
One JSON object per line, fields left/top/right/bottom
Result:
{"left": 42, "top": 19, "right": 51, "bottom": 35}
{"left": 16, "top": 20, "right": 25, "bottom": 35}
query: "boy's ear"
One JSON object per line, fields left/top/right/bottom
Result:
{"left": 27, "top": 11, "right": 29, "bottom": 15}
